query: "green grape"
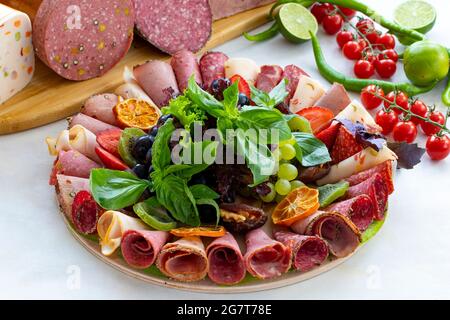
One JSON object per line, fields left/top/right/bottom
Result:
{"left": 278, "top": 163, "right": 298, "bottom": 181}
{"left": 279, "top": 137, "right": 296, "bottom": 146}
{"left": 275, "top": 179, "right": 292, "bottom": 196}
{"left": 272, "top": 148, "right": 281, "bottom": 162}
{"left": 280, "top": 144, "right": 296, "bottom": 160}
{"left": 260, "top": 183, "right": 277, "bottom": 203}
{"left": 290, "top": 180, "right": 305, "bottom": 190}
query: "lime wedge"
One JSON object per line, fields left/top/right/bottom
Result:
{"left": 277, "top": 3, "right": 318, "bottom": 43}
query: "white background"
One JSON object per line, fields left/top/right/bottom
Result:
{"left": 0, "top": 0, "right": 449, "bottom": 299}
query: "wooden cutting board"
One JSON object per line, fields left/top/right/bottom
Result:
{"left": 0, "top": 5, "right": 272, "bottom": 135}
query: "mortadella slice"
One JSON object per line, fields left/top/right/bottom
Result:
{"left": 121, "top": 230, "right": 170, "bottom": 269}
{"left": 255, "top": 65, "right": 284, "bottom": 93}
{"left": 55, "top": 174, "right": 89, "bottom": 220}
{"left": 134, "top": 60, "right": 180, "bottom": 107}
{"left": 206, "top": 232, "right": 246, "bottom": 285}
{"left": 274, "top": 230, "right": 329, "bottom": 272}
{"left": 345, "top": 161, "right": 394, "bottom": 195}
{"left": 171, "top": 50, "right": 203, "bottom": 91}
{"left": 199, "top": 51, "right": 229, "bottom": 89}
{"left": 244, "top": 228, "right": 291, "bottom": 279}
{"left": 314, "top": 83, "right": 352, "bottom": 115}
{"left": 81, "top": 94, "right": 120, "bottom": 126}
{"left": 49, "top": 150, "right": 101, "bottom": 185}
{"left": 325, "top": 195, "right": 374, "bottom": 231}
{"left": 157, "top": 236, "right": 209, "bottom": 282}
{"left": 68, "top": 114, "right": 120, "bottom": 136}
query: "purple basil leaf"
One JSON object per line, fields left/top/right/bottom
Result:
{"left": 339, "top": 119, "right": 386, "bottom": 152}
{"left": 387, "top": 142, "right": 426, "bottom": 169}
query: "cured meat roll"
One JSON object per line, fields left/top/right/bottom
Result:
{"left": 171, "top": 50, "right": 203, "bottom": 91}
{"left": 199, "top": 51, "right": 229, "bottom": 89}
{"left": 292, "top": 211, "right": 361, "bottom": 258}
{"left": 255, "top": 65, "right": 284, "bottom": 93}
{"left": 206, "top": 232, "right": 246, "bottom": 285}
{"left": 33, "top": 0, "right": 135, "bottom": 80}
{"left": 49, "top": 150, "right": 101, "bottom": 185}
{"left": 134, "top": 61, "right": 180, "bottom": 107}
{"left": 55, "top": 174, "right": 89, "bottom": 220}
{"left": 69, "top": 114, "right": 120, "bottom": 136}
{"left": 325, "top": 195, "right": 374, "bottom": 231}
{"left": 157, "top": 237, "right": 209, "bottom": 282}
{"left": 135, "top": 0, "right": 212, "bottom": 54}
{"left": 121, "top": 230, "right": 170, "bottom": 269}
{"left": 314, "top": 83, "right": 351, "bottom": 115}
{"left": 244, "top": 228, "right": 291, "bottom": 279}
{"left": 345, "top": 161, "right": 394, "bottom": 195}
{"left": 82, "top": 94, "right": 120, "bottom": 126}
{"left": 283, "top": 64, "right": 309, "bottom": 102}
{"left": 346, "top": 173, "right": 389, "bottom": 221}
{"left": 274, "top": 230, "right": 329, "bottom": 272}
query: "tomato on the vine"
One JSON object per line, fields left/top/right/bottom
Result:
{"left": 384, "top": 91, "right": 409, "bottom": 114}
{"left": 323, "top": 14, "right": 344, "bottom": 35}
{"left": 421, "top": 111, "right": 446, "bottom": 136}
{"left": 336, "top": 30, "right": 354, "bottom": 48}
{"left": 365, "top": 30, "right": 380, "bottom": 44}
{"left": 338, "top": 6, "right": 356, "bottom": 19}
{"left": 361, "top": 85, "right": 385, "bottom": 110}
{"left": 393, "top": 121, "right": 418, "bottom": 143}
{"left": 356, "top": 18, "right": 375, "bottom": 35}
{"left": 426, "top": 135, "right": 450, "bottom": 161}
{"left": 362, "top": 51, "right": 377, "bottom": 64}
{"left": 342, "top": 41, "right": 362, "bottom": 60}
{"left": 409, "top": 100, "right": 428, "bottom": 125}
{"left": 354, "top": 60, "right": 375, "bottom": 79}
{"left": 310, "top": 3, "right": 335, "bottom": 23}
{"left": 376, "top": 34, "right": 396, "bottom": 50}
{"left": 358, "top": 38, "right": 368, "bottom": 50}
{"left": 376, "top": 109, "right": 399, "bottom": 135}
{"left": 375, "top": 59, "right": 397, "bottom": 78}
{"left": 378, "top": 49, "right": 399, "bottom": 63}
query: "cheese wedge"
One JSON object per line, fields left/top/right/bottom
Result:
{"left": 0, "top": 4, "right": 34, "bottom": 104}
{"left": 225, "top": 58, "right": 260, "bottom": 85}
{"left": 336, "top": 101, "right": 382, "bottom": 133}
{"left": 289, "top": 75, "right": 326, "bottom": 113}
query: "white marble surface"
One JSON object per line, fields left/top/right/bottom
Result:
{"left": 0, "top": 0, "right": 449, "bottom": 299}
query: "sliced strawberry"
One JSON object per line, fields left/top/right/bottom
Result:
{"left": 72, "top": 191, "right": 100, "bottom": 235}
{"left": 230, "top": 74, "right": 251, "bottom": 98}
{"left": 297, "top": 106, "right": 334, "bottom": 134}
{"left": 331, "top": 125, "right": 363, "bottom": 164}
{"left": 315, "top": 121, "right": 341, "bottom": 151}
{"left": 96, "top": 128, "right": 122, "bottom": 158}
{"left": 95, "top": 146, "right": 129, "bottom": 170}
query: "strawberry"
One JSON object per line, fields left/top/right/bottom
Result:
{"left": 72, "top": 191, "right": 100, "bottom": 235}
{"left": 315, "top": 121, "right": 341, "bottom": 150}
{"left": 297, "top": 106, "right": 334, "bottom": 134}
{"left": 95, "top": 146, "right": 129, "bottom": 170}
{"left": 230, "top": 75, "right": 251, "bottom": 98}
{"left": 96, "top": 128, "right": 122, "bottom": 158}
{"left": 331, "top": 125, "right": 363, "bottom": 164}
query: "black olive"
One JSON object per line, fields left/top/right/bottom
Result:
{"left": 149, "top": 126, "right": 158, "bottom": 137}
{"left": 209, "top": 78, "right": 230, "bottom": 101}
{"left": 198, "top": 204, "right": 217, "bottom": 224}
{"left": 148, "top": 165, "right": 154, "bottom": 175}
{"left": 157, "top": 114, "right": 173, "bottom": 127}
{"left": 238, "top": 93, "right": 250, "bottom": 107}
{"left": 132, "top": 164, "right": 149, "bottom": 179}
{"left": 145, "top": 147, "right": 153, "bottom": 164}
{"left": 132, "top": 135, "right": 154, "bottom": 163}
{"left": 219, "top": 203, "right": 267, "bottom": 234}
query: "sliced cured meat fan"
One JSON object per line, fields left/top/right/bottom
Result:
{"left": 325, "top": 195, "right": 374, "bottom": 231}
{"left": 345, "top": 161, "right": 394, "bottom": 195}
{"left": 331, "top": 125, "right": 363, "bottom": 164}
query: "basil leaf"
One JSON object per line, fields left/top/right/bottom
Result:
{"left": 250, "top": 79, "right": 288, "bottom": 108}
{"left": 152, "top": 119, "right": 175, "bottom": 172}
{"left": 238, "top": 108, "right": 292, "bottom": 142}
{"left": 268, "top": 79, "right": 289, "bottom": 106}
{"left": 90, "top": 169, "right": 150, "bottom": 210}
{"left": 133, "top": 197, "right": 177, "bottom": 231}
{"left": 186, "top": 77, "right": 226, "bottom": 119}
{"left": 293, "top": 132, "right": 331, "bottom": 167}
{"left": 189, "top": 184, "right": 220, "bottom": 200}
{"left": 217, "top": 117, "right": 234, "bottom": 143}
{"left": 250, "top": 86, "right": 272, "bottom": 108}
{"left": 222, "top": 82, "right": 240, "bottom": 117}
{"left": 196, "top": 198, "right": 221, "bottom": 226}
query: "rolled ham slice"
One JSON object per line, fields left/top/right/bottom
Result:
{"left": 199, "top": 51, "right": 229, "bottom": 89}
{"left": 274, "top": 230, "right": 329, "bottom": 272}
{"left": 121, "top": 230, "right": 170, "bottom": 269}
{"left": 325, "top": 195, "right": 374, "bottom": 231}
{"left": 345, "top": 160, "right": 394, "bottom": 195}
{"left": 244, "top": 228, "right": 291, "bottom": 279}
{"left": 49, "top": 150, "right": 101, "bottom": 185}
{"left": 171, "top": 50, "right": 203, "bottom": 91}
{"left": 69, "top": 114, "right": 120, "bottom": 136}
{"left": 346, "top": 173, "right": 389, "bottom": 221}
{"left": 157, "top": 237, "right": 209, "bottom": 282}
{"left": 97, "top": 211, "right": 149, "bottom": 256}
{"left": 292, "top": 211, "right": 361, "bottom": 258}
{"left": 255, "top": 65, "right": 284, "bottom": 93}
{"left": 81, "top": 94, "right": 120, "bottom": 126}
{"left": 206, "top": 232, "right": 246, "bottom": 285}
{"left": 114, "top": 67, "right": 157, "bottom": 107}
{"left": 55, "top": 174, "right": 89, "bottom": 221}
{"left": 314, "top": 83, "right": 351, "bottom": 115}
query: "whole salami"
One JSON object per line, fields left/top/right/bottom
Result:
{"left": 135, "top": 0, "right": 212, "bottom": 54}
{"left": 33, "top": 0, "right": 135, "bottom": 81}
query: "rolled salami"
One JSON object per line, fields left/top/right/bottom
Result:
{"left": 199, "top": 51, "right": 229, "bottom": 89}
{"left": 68, "top": 114, "right": 120, "bottom": 136}
{"left": 49, "top": 150, "right": 101, "bottom": 185}
{"left": 206, "top": 232, "right": 246, "bottom": 285}
{"left": 171, "top": 50, "right": 203, "bottom": 91}
{"left": 325, "top": 195, "right": 374, "bottom": 231}
{"left": 255, "top": 65, "right": 284, "bottom": 93}
{"left": 81, "top": 94, "right": 120, "bottom": 126}
{"left": 33, "top": 0, "right": 135, "bottom": 80}
{"left": 55, "top": 174, "right": 89, "bottom": 220}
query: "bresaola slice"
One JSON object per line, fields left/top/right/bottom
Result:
{"left": 314, "top": 83, "right": 351, "bottom": 115}
{"left": 206, "top": 232, "right": 246, "bottom": 285}
{"left": 325, "top": 195, "right": 374, "bottom": 231}
{"left": 345, "top": 161, "right": 394, "bottom": 195}
{"left": 244, "top": 228, "right": 291, "bottom": 279}
{"left": 121, "top": 230, "right": 170, "bottom": 269}
{"left": 274, "top": 230, "right": 329, "bottom": 272}
{"left": 157, "top": 236, "right": 209, "bottom": 282}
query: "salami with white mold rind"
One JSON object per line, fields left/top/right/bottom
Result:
{"left": 199, "top": 51, "right": 229, "bottom": 89}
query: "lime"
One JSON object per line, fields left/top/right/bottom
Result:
{"left": 404, "top": 40, "right": 449, "bottom": 86}
{"left": 318, "top": 181, "right": 349, "bottom": 208}
{"left": 277, "top": 3, "right": 318, "bottom": 43}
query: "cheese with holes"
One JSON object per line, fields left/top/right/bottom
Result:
{"left": 0, "top": 4, "right": 34, "bottom": 104}
{"left": 289, "top": 75, "right": 326, "bottom": 113}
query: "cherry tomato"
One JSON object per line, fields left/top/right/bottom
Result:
{"left": 393, "top": 121, "right": 418, "bottom": 143}
{"left": 384, "top": 91, "right": 409, "bottom": 115}
{"left": 323, "top": 14, "right": 344, "bottom": 35}
{"left": 362, "top": 51, "right": 377, "bottom": 64}
{"left": 376, "top": 109, "right": 399, "bottom": 135}
{"left": 365, "top": 30, "right": 380, "bottom": 44}
{"left": 342, "top": 41, "right": 362, "bottom": 60}
{"left": 361, "top": 85, "right": 385, "bottom": 110}
{"left": 375, "top": 59, "right": 397, "bottom": 78}
{"left": 426, "top": 135, "right": 450, "bottom": 161}
{"left": 409, "top": 100, "right": 428, "bottom": 125}
{"left": 310, "top": 3, "right": 335, "bottom": 24}
{"left": 356, "top": 18, "right": 375, "bottom": 35}
{"left": 377, "top": 34, "right": 396, "bottom": 50}
{"left": 336, "top": 30, "right": 354, "bottom": 48}
{"left": 354, "top": 60, "right": 375, "bottom": 79}
{"left": 378, "top": 49, "right": 399, "bottom": 63}
{"left": 358, "top": 38, "right": 368, "bottom": 50}
{"left": 421, "top": 111, "right": 446, "bottom": 136}
{"left": 338, "top": 6, "right": 356, "bottom": 19}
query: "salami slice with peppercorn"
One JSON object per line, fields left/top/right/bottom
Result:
{"left": 71, "top": 190, "right": 101, "bottom": 235}
{"left": 331, "top": 125, "right": 363, "bottom": 164}
{"left": 33, "top": 0, "right": 135, "bottom": 81}
{"left": 345, "top": 161, "right": 394, "bottom": 195}
{"left": 255, "top": 65, "right": 284, "bottom": 93}
{"left": 325, "top": 195, "right": 374, "bottom": 231}
{"left": 199, "top": 51, "right": 229, "bottom": 90}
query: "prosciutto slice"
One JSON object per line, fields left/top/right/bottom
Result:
{"left": 121, "top": 230, "right": 170, "bottom": 269}
{"left": 274, "top": 230, "right": 329, "bottom": 272}
{"left": 157, "top": 237, "right": 209, "bottom": 282}
{"left": 345, "top": 160, "right": 394, "bottom": 195}
{"left": 97, "top": 211, "right": 149, "bottom": 256}
{"left": 292, "top": 211, "right": 361, "bottom": 258}
{"left": 325, "top": 195, "right": 374, "bottom": 231}
{"left": 69, "top": 113, "right": 120, "bottom": 136}
{"left": 346, "top": 173, "right": 389, "bottom": 221}
{"left": 255, "top": 65, "right": 284, "bottom": 93}
{"left": 82, "top": 93, "right": 120, "bottom": 126}
{"left": 314, "top": 83, "right": 351, "bottom": 115}
{"left": 55, "top": 175, "right": 89, "bottom": 221}
{"left": 49, "top": 150, "right": 101, "bottom": 185}
{"left": 206, "top": 232, "right": 246, "bottom": 285}
{"left": 244, "top": 228, "right": 291, "bottom": 279}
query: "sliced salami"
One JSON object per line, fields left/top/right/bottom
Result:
{"left": 121, "top": 230, "right": 170, "bottom": 269}
{"left": 331, "top": 125, "right": 363, "bottom": 164}
{"left": 255, "top": 65, "right": 284, "bottom": 93}
{"left": 171, "top": 50, "right": 203, "bottom": 91}
{"left": 50, "top": 150, "right": 101, "bottom": 185}
{"left": 82, "top": 94, "right": 120, "bottom": 126}
{"left": 135, "top": 0, "right": 212, "bottom": 54}
{"left": 68, "top": 114, "right": 120, "bottom": 136}
{"left": 314, "top": 83, "right": 351, "bottom": 115}
{"left": 274, "top": 230, "right": 329, "bottom": 272}
{"left": 71, "top": 190, "right": 101, "bottom": 235}
{"left": 55, "top": 174, "right": 89, "bottom": 221}
{"left": 33, "top": 0, "right": 135, "bottom": 80}
{"left": 283, "top": 64, "right": 309, "bottom": 102}
{"left": 345, "top": 161, "right": 394, "bottom": 195}
{"left": 206, "top": 232, "right": 246, "bottom": 285}
{"left": 199, "top": 51, "right": 229, "bottom": 89}
{"left": 346, "top": 173, "right": 389, "bottom": 221}
{"left": 244, "top": 228, "right": 291, "bottom": 279}
{"left": 325, "top": 195, "right": 374, "bottom": 231}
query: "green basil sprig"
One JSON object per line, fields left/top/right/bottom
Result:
{"left": 293, "top": 132, "right": 331, "bottom": 167}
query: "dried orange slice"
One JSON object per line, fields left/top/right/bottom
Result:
{"left": 272, "top": 186, "right": 320, "bottom": 226}
{"left": 113, "top": 98, "right": 160, "bottom": 130}
{"left": 170, "top": 226, "right": 227, "bottom": 238}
